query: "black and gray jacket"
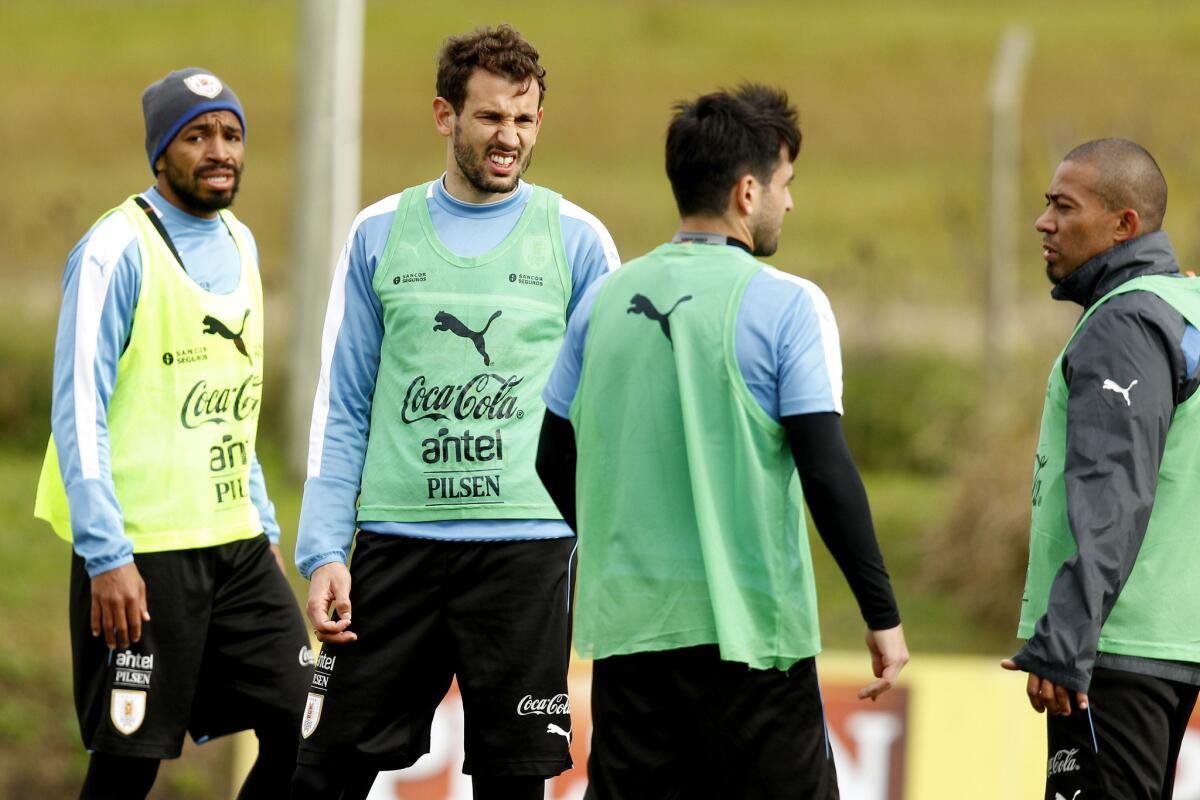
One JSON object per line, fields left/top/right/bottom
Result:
{"left": 1012, "top": 231, "right": 1200, "bottom": 693}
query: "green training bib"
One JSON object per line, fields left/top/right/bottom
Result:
{"left": 571, "top": 244, "right": 821, "bottom": 670}
{"left": 356, "top": 182, "right": 571, "bottom": 522}
{"left": 1020, "top": 275, "right": 1200, "bottom": 662}
{"left": 35, "top": 195, "right": 265, "bottom": 552}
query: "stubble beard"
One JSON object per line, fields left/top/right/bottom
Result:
{"left": 452, "top": 124, "right": 532, "bottom": 197}
{"left": 165, "top": 161, "right": 242, "bottom": 214}
{"left": 750, "top": 212, "right": 783, "bottom": 258}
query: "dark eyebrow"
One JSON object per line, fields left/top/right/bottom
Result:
{"left": 1046, "top": 192, "right": 1072, "bottom": 205}
{"left": 182, "top": 120, "right": 243, "bottom": 136}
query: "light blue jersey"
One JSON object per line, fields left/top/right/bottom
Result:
{"left": 296, "top": 178, "right": 619, "bottom": 579}
{"left": 50, "top": 186, "right": 281, "bottom": 578}
{"left": 544, "top": 237, "right": 843, "bottom": 423}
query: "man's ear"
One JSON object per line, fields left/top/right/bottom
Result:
{"left": 730, "top": 173, "right": 758, "bottom": 218}
{"left": 1113, "top": 208, "right": 1141, "bottom": 243}
{"left": 433, "top": 97, "right": 456, "bottom": 137}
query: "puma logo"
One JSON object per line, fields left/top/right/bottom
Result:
{"left": 202, "top": 309, "right": 252, "bottom": 364}
{"left": 1055, "top": 792, "right": 1081, "bottom": 800}
{"left": 433, "top": 309, "right": 502, "bottom": 366}
{"left": 1102, "top": 378, "right": 1138, "bottom": 406}
{"left": 546, "top": 723, "right": 571, "bottom": 744}
{"left": 627, "top": 293, "right": 692, "bottom": 344}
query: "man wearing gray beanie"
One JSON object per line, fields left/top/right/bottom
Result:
{"left": 34, "top": 67, "right": 309, "bottom": 799}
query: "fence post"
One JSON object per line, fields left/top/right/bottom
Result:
{"left": 287, "top": 0, "right": 365, "bottom": 478}
{"left": 986, "top": 26, "right": 1033, "bottom": 378}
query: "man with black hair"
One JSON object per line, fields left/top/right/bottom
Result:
{"left": 1004, "top": 138, "right": 1200, "bottom": 799}
{"left": 292, "top": 24, "right": 618, "bottom": 800}
{"left": 536, "top": 83, "right": 908, "bottom": 798}
{"left": 34, "top": 67, "right": 310, "bottom": 800}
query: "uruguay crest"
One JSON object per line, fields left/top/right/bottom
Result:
{"left": 183, "top": 73, "right": 223, "bottom": 98}
{"left": 110, "top": 689, "right": 147, "bottom": 735}
{"left": 301, "top": 692, "right": 324, "bottom": 739}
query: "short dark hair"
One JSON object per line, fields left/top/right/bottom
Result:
{"left": 1064, "top": 138, "right": 1168, "bottom": 232}
{"left": 665, "top": 84, "right": 801, "bottom": 217}
{"left": 436, "top": 24, "right": 546, "bottom": 113}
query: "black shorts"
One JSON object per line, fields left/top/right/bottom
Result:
{"left": 586, "top": 645, "right": 839, "bottom": 800}
{"left": 296, "top": 532, "right": 575, "bottom": 777}
{"left": 70, "top": 535, "right": 311, "bottom": 759}
{"left": 1045, "top": 666, "right": 1199, "bottom": 799}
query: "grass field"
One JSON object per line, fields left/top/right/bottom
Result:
{"left": 3, "top": 0, "right": 1199, "bottom": 794}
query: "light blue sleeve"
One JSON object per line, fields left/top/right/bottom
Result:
{"left": 1182, "top": 324, "right": 1200, "bottom": 379}
{"left": 542, "top": 274, "right": 610, "bottom": 418}
{"left": 51, "top": 224, "right": 141, "bottom": 577}
{"left": 295, "top": 205, "right": 392, "bottom": 579}
{"left": 735, "top": 268, "right": 844, "bottom": 421}
{"left": 559, "top": 200, "right": 620, "bottom": 319}
{"left": 234, "top": 220, "right": 280, "bottom": 543}
{"left": 248, "top": 456, "right": 279, "bottom": 543}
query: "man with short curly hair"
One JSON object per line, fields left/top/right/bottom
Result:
{"left": 291, "top": 24, "right": 619, "bottom": 800}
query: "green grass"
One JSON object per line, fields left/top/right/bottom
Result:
{"left": 4, "top": 0, "right": 1200, "bottom": 302}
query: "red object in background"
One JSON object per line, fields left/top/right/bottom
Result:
{"left": 822, "top": 683, "right": 908, "bottom": 800}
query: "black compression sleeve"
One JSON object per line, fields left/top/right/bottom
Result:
{"left": 535, "top": 410, "right": 577, "bottom": 532}
{"left": 783, "top": 412, "right": 900, "bottom": 630}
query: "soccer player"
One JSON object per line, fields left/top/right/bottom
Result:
{"left": 536, "top": 84, "right": 909, "bottom": 798}
{"left": 34, "top": 67, "right": 310, "bottom": 799}
{"left": 291, "top": 25, "right": 619, "bottom": 800}
{"left": 1003, "top": 139, "right": 1200, "bottom": 799}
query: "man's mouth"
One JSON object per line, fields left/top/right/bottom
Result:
{"left": 488, "top": 151, "right": 517, "bottom": 173}
{"left": 198, "top": 170, "right": 235, "bottom": 191}
{"left": 1042, "top": 242, "right": 1057, "bottom": 262}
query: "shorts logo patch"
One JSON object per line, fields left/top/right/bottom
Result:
{"left": 299, "top": 645, "right": 314, "bottom": 666}
{"left": 516, "top": 693, "right": 570, "bottom": 716}
{"left": 110, "top": 689, "right": 147, "bottom": 736}
{"left": 546, "top": 722, "right": 572, "bottom": 744}
{"left": 301, "top": 692, "right": 324, "bottom": 739}
{"left": 113, "top": 649, "right": 154, "bottom": 688}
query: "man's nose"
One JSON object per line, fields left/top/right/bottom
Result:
{"left": 495, "top": 124, "right": 519, "bottom": 149}
{"left": 207, "top": 135, "right": 232, "bottom": 162}
{"left": 1035, "top": 209, "right": 1053, "bottom": 233}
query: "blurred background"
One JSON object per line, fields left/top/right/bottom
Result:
{"left": 3, "top": 0, "right": 1200, "bottom": 796}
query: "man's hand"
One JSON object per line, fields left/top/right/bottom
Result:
{"left": 307, "top": 562, "right": 356, "bottom": 644}
{"left": 269, "top": 543, "right": 287, "bottom": 576}
{"left": 1001, "top": 659, "right": 1088, "bottom": 715}
{"left": 860, "top": 624, "right": 908, "bottom": 700}
{"left": 90, "top": 563, "right": 150, "bottom": 649}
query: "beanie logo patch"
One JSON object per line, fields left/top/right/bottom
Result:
{"left": 183, "top": 73, "right": 223, "bottom": 98}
